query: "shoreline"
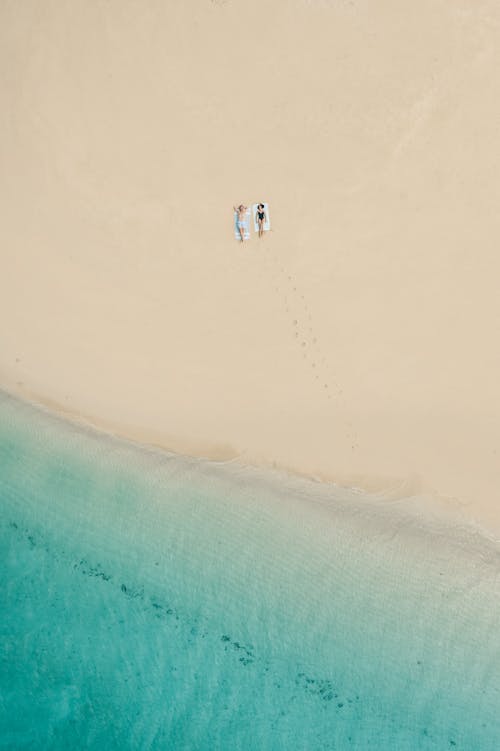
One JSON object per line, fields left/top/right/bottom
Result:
{"left": 2, "top": 382, "right": 498, "bottom": 546}
{"left": 3, "top": 386, "right": 500, "bottom": 750}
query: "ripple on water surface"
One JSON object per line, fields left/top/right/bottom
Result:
{"left": 1, "top": 392, "right": 499, "bottom": 750}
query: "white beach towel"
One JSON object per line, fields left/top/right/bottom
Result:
{"left": 252, "top": 203, "right": 271, "bottom": 233}
{"left": 234, "top": 208, "right": 251, "bottom": 241}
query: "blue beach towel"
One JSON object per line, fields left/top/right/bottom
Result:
{"left": 234, "top": 208, "right": 251, "bottom": 241}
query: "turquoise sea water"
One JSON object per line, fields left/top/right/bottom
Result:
{"left": 1, "top": 392, "right": 499, "bottom": 750}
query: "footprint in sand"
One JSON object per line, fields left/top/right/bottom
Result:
{"left": 273, "top": 264, "right": 343, "bottom": 404}
{"left": 291, "top": 313, "right": 331, "bottom": 396}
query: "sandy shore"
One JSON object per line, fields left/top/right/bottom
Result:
{"left": 1, "top": 1, "right": 499, "bottom": 536}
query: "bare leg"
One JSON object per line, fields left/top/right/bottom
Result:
{"left": 239, "top": 225, "right": 245, "bottom": 241}
{"left": 259, "top": 219, "right": 264, "bottom": 237}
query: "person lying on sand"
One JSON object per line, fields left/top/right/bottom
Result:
{"left": 233, "top": 204, "right": 248, "bottom": 242}
{"left": 255, "top": 203, "right": 266, "bottom": 237}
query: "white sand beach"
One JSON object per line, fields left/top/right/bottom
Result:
{"left": 1, "top": 0, "right": 499, "bottom": 535}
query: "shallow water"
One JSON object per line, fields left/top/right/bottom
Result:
{"left": 1, "top": 392, "right": 499, "bottom": 750}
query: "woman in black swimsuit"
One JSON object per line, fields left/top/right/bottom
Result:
{"left": 256, "top": 203, "right": 266, "bottom": 237}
